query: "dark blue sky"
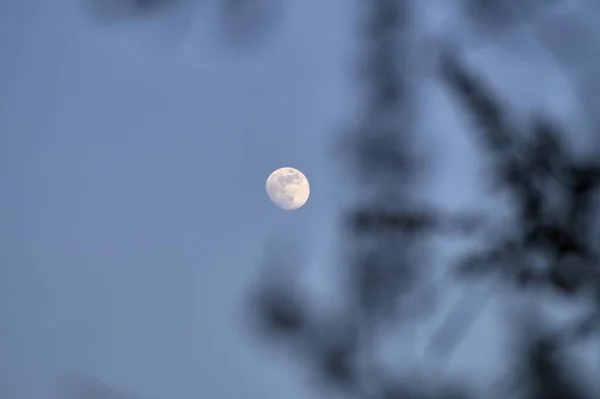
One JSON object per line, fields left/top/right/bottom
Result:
{"left": 2, "top": 0, "right": 599, "bottom": 398}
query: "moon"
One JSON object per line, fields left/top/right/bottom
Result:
{"left": 266, "top": 167, "right": 310, "bottom": 210}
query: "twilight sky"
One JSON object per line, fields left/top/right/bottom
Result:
{"left": 1, "top": 0, "right": 599, "bottom": 398}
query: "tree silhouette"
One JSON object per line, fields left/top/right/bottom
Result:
{"left": 251, "top": 1, "right": 600, "bottom": 399}
{"left": 252, "top": 0, "right": 475, "bottom": 397}
{"left": 72, "top": 0, "right": 600, "bottom": 398}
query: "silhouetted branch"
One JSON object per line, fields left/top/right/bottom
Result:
{"left": 510, "top": 319, "right": 594, "bottom": 399}
{"left": 251, "top": 2, "right": 600, "bottom": 399}
{"left": 440, "top": 46, "right": 600, "bottom": 296}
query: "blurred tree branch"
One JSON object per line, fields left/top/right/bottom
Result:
{"left": 76, "top": 0, "right": 600, "bottom": 398}
{"left": 251, "top": 0, "right": 479, "bottom": 398}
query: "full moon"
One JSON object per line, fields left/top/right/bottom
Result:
{"left": 266, "top": 167, "right": 310, "bottom": 210}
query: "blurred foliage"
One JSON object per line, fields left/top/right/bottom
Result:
{"left": 463, "top": 0, "right": 553, "bottom": 36}
{"left": 71, "top": 0, "right": 600, "bottom": 398}
{"left": 251, "top": 1, "right": 600, "bottom": 399}
{"left": 440, "top": 49, "right": 600, "bottom": 298}
{"left": 251, "top": 1, "right": 448, "bottom": 397}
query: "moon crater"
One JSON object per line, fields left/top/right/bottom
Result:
{"left": 266, "top": 167, "right": 310, "bottom": 210}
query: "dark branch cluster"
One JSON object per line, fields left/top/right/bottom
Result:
{"left": 65, "top": 1, "right": 600, "bottom": 398}
{"left": 440, "top": 51, "right": 600, "bottom": 300}
{"left": 253, "top": 2, "right": 600, "bottom": 399}
{"left": 251, "top": 0, "right": 476, "bottom": 398}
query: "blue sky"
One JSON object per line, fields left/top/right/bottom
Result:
{"left": 0, "top": 1, "right": 352, "bottom": 398}
{"left": 2, "top": 0, "right": 599, "bottom": 398}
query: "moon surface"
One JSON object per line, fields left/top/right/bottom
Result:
{"left": 266, "top": 167, "right": 310, "bottom": 210}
